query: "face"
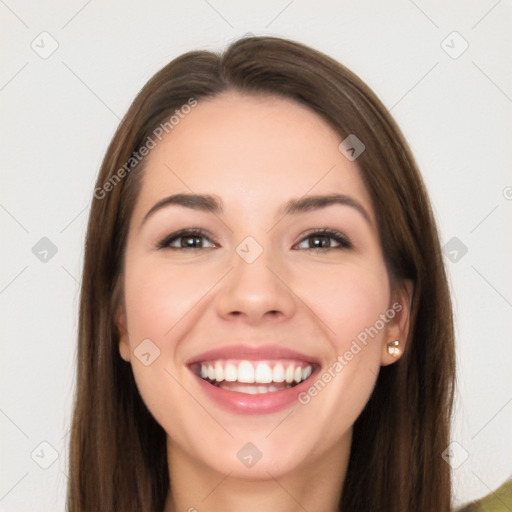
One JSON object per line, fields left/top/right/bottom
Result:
{"left": 116, "top": 91, "right": 411, "bottom": 480}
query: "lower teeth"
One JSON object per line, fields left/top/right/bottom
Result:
{"left": 205, "top": 379, "right": 295, "bottom": 394}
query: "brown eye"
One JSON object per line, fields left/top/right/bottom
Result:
{"left": 157, "top": 229, "right": 217, "bottom": 250}
{"left": 296, "top": 229, "right": 352, "bottom": 251}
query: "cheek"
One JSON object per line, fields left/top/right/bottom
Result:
{"left": 124, "top": 257, "right": 217, "bottom": 341}
{"left": 121, "top": 258, "right": 212, "bottom": 439}
{"left": 121, "top": 256, "right": 220, "bottom": 416}
{"left": 294, "top": 260, "right": 390, "bottom": 348}
{"left": 293, "top": 265, "right": 389, "bottom": 435}
{"left": 291, "top": 261, "right": 389, "bottom": 429}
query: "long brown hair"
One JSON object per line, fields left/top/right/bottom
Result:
{"left": 67, "top": 35, "right": 456, "bottom": 511}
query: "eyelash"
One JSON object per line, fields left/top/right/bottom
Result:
{"left": 156, "top": 227, "right": 353, "bottom": 251}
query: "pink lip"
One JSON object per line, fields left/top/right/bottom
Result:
{"left": 190, "top": 366, "right": 320, "bottom": 415}
{"left": 185, "top": 343, "right": 321, "bottom": 415}
{"left": 185, "top": 344, "right": 320, "bottom": 365}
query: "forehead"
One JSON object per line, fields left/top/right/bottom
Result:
{"left": 132, "top": 91, "right": 375, "bottom": 224}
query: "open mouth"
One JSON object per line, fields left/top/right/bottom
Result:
{"left": 190, "top": 359, "right": 318, "bottom": 394}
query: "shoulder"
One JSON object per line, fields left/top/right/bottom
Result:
{"left": 455, "top": 480, "right": 512, "bottom": 512}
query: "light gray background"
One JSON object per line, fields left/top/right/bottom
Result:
{"left": 1, "top": 1, "right": 511, "bottom": 510}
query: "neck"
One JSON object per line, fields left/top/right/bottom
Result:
{"left": 163, "top": 429, "right": 351, "bottom": 512}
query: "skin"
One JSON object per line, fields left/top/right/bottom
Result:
{"left": 116, "top": 91, "right": 413, "bottom": 512}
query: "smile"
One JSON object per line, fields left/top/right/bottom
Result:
{"left": 191, "top": 359, "right": 315, "bottom": 394}
{"left": 185, "top": 343, "right": 321, "bottom": 414}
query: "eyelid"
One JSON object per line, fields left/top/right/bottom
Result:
{"left": 294, "top": 227, "right": 352, "bottom": 250}
{"left": 156, "top": 227, "right": 219, "bottom": 250}
{"left": 157, "top": 227, "right": 352, "bottom": 251}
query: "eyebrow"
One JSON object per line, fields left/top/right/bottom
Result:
{"left": 140, "top": 192, "right": 372, "bottom": 229}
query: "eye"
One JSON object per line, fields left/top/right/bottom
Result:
{"left": 156, "top": 227, "right": 352, "bottom": 251}
{"left": 295, "top": 228, "right": 352, "bottom": 251}
{"left": 156, "top": 228, "right": 217, "bottom": 250}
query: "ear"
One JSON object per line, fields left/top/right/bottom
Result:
{"left": 116, "top": 305, "right": 131, "bottom": 362}
{"left": 381, "top": 279, "right": 414, "bottom": 366}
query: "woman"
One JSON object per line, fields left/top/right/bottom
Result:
{"left": 67, "top": 35, "right": 456, "bottom": 511}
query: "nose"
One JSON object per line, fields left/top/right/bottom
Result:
{"left": 215, "top": 245, "right": 297, "bottom": 326}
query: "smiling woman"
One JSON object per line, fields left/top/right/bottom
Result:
{"left": 66, "top": 36, "right": 456, "bottom": 511}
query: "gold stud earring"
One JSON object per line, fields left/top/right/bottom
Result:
{"left": 387, "top": 340, "right": 400, "bottom": 356}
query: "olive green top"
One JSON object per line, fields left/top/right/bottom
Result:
{"left": 456, "top": 480, "right": 512, "bottom": 511}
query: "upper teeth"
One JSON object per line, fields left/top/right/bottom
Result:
{"left": 198, "top": 360, "right": 313, "bottom": 385}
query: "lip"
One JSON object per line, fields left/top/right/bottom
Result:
{"left": 190, "top": 365, "right": 320, "bottom": 415}
{"left": 185, "top": 344, "right": 321, "bottom": 366}
{"left": 186, "top": 343, "right": 321, "bottom": 415}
